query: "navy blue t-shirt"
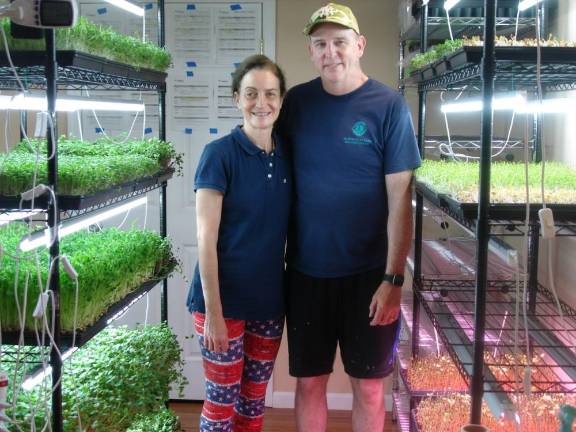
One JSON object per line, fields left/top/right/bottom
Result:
{"left": 187, "top": 126, "right": 291, "bottom": 320}
{"left": 277, "top": 78, "right": 421, "bottom": 278}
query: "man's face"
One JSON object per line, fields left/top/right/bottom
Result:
{"left": 308, "top": 23, "right": 366, "bottom": 84}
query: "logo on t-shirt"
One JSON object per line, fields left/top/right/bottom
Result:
{"left": 344, "top": 120, "right": 373, "bottom": 145}
{"left": 352, "top": 121, "right": 367, "bottom": 137}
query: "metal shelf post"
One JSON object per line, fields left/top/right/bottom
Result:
{"left": 470, "top": 0, "right": 496, "bottom": 424}
{"left": 45, "top": 28, "right": 63, "bottom": 432}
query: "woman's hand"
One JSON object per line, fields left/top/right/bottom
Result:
{"left": 204, "top": 312, "right": 229, "bottom": 352}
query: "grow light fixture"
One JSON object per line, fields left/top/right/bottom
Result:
{"left": 102, "top": 0, "right": 144, "bottom": 16}
{"left": 441, "top": 94, "right": 527, "bottom": 113}
{"left": 441, "top": 94, "right": 573, "bottom": 114}
{"left": 0, "top": 94, "right": 145, "bottom": 112}
{"left": 444, "top": 0, "right": 460, "bottom": 11}
{"left": 518, "top": 0, "right": 543, "bottom": 12}
{"left": 20, "top": 197, "right": 148, "bottom": 252}
{"left": 0, "top": 211, "right": 42, "bottom": 226}
{"left": 106, "top": 290, "right": 150, "bottom": 325}
{"left": 21, "top": 348, "right": 77, "bottom": 391}
{"left": 517, "top": 97, "right": 573, "bottom": 113}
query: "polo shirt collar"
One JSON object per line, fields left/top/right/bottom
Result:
{"left": 233, "top": 125, "right": 284, "bottom": 157}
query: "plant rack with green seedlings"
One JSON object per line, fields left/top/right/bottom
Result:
{"left": 408, "top": 35, "right": 576, "bottom": 76}
{"left": 0, "top": 136, "right": 183, "bottom": 206}
{"left": 0, "top": 222, "right": 177, "bottom": 336}
{"left": 0, "top": 17, "right": 172, "bottom": 73}
{"left": 0, "top": 324, "right": 186, "bottom": 432}
{"left": 416, "top": 160, "right": 576, "bottom": 219}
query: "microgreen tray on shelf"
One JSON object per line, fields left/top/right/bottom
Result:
{"left": 0, "top": 223, "right": 178, "bottom": 346}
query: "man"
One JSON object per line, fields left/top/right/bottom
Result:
{"left": 276, "top": 3, "right": 421, "bottom": 432}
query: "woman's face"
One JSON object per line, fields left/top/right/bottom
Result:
{"left": 234, "top": 68, "right": 282, "bottom": 132}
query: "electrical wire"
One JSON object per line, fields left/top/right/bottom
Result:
{"left": 514, "top": 4, "right": 521, "bottom": 41}
{"left": 440, "top": 105, "right": 517, "bottom": 161}
{"left": 445, "top": 7, "right": 454, "bottom": 41}
{"left": 0, "top": 25, "right": 27, "bottom": 94}
{"left": 520, "top": 113, "right": 532, "bottom": 396}
{"left": 83, "top": 87, "right": 144, "bottom": 144}
{"left": 0, "top": 27, "right": 62, "bottom": 432}
{"left": 533, "top": 2, "right": 575, "bottom": 355}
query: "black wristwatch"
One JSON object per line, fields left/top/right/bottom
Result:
{"left": 383, "top": 273, "right": 404, "bottom": 287}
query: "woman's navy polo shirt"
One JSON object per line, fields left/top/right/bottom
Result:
{"left": 187, "top": 126, "right": 291, "bottom": 320}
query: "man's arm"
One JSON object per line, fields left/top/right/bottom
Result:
{"left": 369, "top": 170, "right": 413, "bottom": 326}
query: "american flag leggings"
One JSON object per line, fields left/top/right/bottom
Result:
{"left": 193, "top": 312, "right": 284, "bottom": 432}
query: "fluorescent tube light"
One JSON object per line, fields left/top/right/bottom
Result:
{"left": 0, "top": 211, "right": 42, "bottom": 226}
{"left": 0, "top": 94, "right": 145, "bottom": 112}
{"left": 441, "top": 94, "right": 573, "bottom": 114}
{"left": 444, "top": 0, "right": 460, "bottom": 11}
{"left": 106, "top": 290, "right": 152, "bottom": 324}
{"left": 518, "top": 97, "right": 573, "bottom": 113}
{"left": 102, "top": 0, "right": 144, "bottom": 16}
{"left": 441, "top": 94, "right": 527, "bottom": 113}
{"left": 20, "top": 197, "right": 147, "bottom": 252}
{"left": 21, "top": 348, "right": 77, "bottom": 391}
{"left": 518, "top": 0, "right": 542, "bottom": 12}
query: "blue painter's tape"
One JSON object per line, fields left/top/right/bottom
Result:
{"left": 209, "top": 128, "right": 218, "bottom": 134}
{"left": 233, "top": 62, "right": 241, "bottom": 68}
{"left": 95, "top": 127, "right": 104, "bottom": 133}
{"left": 145, "top": 3, "right": 153, "bottom": 10}
{"left": 97, "top": 7, "right": 107, "bottom": 14}
{"left": 186, "top": 4, "right": 196, "bottom": 10}
{"left": 230, "top": 4, "right": 242, "bottom": 11}
{"left": 185, "top": 128, "right": 193, "bottom": 134}
{"left": 144, "top": 127, "right": 153, "bottom": 134}
{"left": 186, "top": 61, "right": 197, "bottom": 67}
{"left": 186, "top": 71, "right": 194, "bottom": 77}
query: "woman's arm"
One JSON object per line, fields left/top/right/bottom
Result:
{"left": 196, "top": 188, "right": 229, "bottom": 352}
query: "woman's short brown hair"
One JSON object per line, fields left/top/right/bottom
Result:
{"left": 231, "top": 54, "right": 287, "bottom": 97}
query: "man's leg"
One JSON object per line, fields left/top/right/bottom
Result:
{"left": 350, "top": 377, "right": 385, "bottom": 432}
{"left": 285, "top": 269, "right": 338, "bottom": 432}
{"left": 295, "top": 374, "right": 330, "bottom": 432}
{"left": 338, "top": 267, "right": 399, "bottom": 432}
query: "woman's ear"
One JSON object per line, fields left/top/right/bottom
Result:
{"left": 233, "top": 91, "right": 240, "bottom": 107}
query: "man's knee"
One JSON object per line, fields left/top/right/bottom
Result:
{"left": 350, "top": 377, "right": 385, "bottom": 405}
{"left": 296, "top": 375, "right": 330, "bottom": 396}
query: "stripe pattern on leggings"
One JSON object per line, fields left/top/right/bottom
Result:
{"left": 193, "top": 312, "right": 283, "bottom": 432}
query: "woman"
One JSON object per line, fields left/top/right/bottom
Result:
{"left": 187, "top": 55, "right": 290, "bottom": 432}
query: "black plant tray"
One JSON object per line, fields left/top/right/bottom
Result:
{"left": 0, "top": 50, "right": 167, "bottom": 89}
{"left": 410, "top": 62, "right": 440, "bottom": 81}
{"left": 415, "top": 180, "right": 450, "bottom": 209}
{"left": 0, "top": 168, "right": 174, "bottom": 212}
{"left": 414, "top": 46, "right": 576, "bottom": 90}
{"left": 415, "top": 180, "right": 576, "bottom": 222}
{"left": 1, "top": 278, "right": 164, "bottom": 349}
{"left": 447, "top": 46, "right": 576, "bottom": 70}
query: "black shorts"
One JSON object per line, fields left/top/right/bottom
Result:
{"left": 285, "top": 267, "right": 400, "bottom": 379}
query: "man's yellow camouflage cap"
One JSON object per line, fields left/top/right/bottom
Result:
{"left": 303, "top": 3, "right": 360, "bottom": 36}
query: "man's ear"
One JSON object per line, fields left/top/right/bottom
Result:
{"left": 357, "top": 34, "right": 367, "bottom": 58}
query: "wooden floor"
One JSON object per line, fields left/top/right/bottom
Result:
{"left": 169, "top": 402, "right": 400, "bottom": 432}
